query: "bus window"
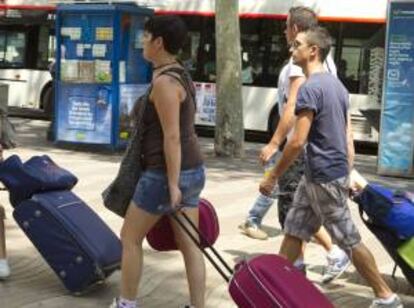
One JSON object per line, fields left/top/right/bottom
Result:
{"left": 48, "top": 34, "right": 56, "bottom": 63}
{"left": 323, "top": 22, "right": 384, "bottom": 94}
{"left": 0, "top": 32, "right": 5, "bottom": 61}
{"left": 0, "top": 31, "right": 26, "bottom": 68}
{"left": 37, "top": 25, "right": 51, "bottom": 69}
{"left": 359, "top": 27, "right": 386, "bottom": 101}
{"left": 240, "top": 18, "right": 289, "bottom": 87}
{"left": 178, "top": 16, "right": 215, "bottom": 83}
{"left": 340, "top": 39, "right": 363, "bottom": 93}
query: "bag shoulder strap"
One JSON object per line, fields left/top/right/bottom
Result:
{"left": 156, "top": 67, "right": 196, "bottom": 103}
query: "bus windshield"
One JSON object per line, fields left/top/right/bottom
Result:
{"left": 0, "top": 30, "right": 26, "bottom": 68}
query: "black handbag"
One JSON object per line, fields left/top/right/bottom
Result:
{"left": 102, "top": 67, "right": 192, "bottom": 217}
{"left": 101, "top": 91, "right": 149, "bottom": 217}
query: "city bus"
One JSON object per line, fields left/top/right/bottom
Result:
{"left": 1, "top": 0, "right": 387, "bottom": 143}
{"left": 151, "top": 0, "right": 387, "bottom": 143}
{"left": 0, "top": 3, "right": 55, "bottom": 117}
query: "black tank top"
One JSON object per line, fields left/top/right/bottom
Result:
{"left": 141, "top": 67, "right": 203, "bottom": 170}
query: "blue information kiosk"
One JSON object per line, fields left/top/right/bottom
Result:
{"left": 378, "top": 0, "right": 414, "bottom": 177}
{"left": 54, "top": 3, "right": 152, "bottom": 149}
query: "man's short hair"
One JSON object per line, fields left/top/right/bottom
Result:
{"left": 288, "top": 6, "right": 318, "bottom": 31}
{"left": 304, "top": 26, "right": 332, "bottom": 62}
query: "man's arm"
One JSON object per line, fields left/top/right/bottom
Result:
{"left": 346, "top": 111, "right": 355, "bottom": 169}
{"left": 260, "top": 76, "right": 306, "bottom": 162}
{"left": 260, "top": 110, "right": 314, "bottom": 196}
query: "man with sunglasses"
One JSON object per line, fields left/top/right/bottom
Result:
{"left": 260, "top": 26, "right": 402, "bottom": 308}
{"left": 240, "top": 6, "right": 349, "bottom": 283}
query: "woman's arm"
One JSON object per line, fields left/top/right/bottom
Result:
{"left": 151, "top": 75, "right": 185, "bottom": 206}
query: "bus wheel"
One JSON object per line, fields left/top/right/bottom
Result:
{"left": 267, "top": 106, "right": 280, "bottom": 137}
{"left": 42, "top": 86, "right": 54, "bottom": 120}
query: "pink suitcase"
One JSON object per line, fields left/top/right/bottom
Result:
{"left": 172, "top": 210, "right": 334, "bottom": 308}
{"left": 146, "top": 198, "right": 219, "bottom": 251}
{"left": 229, "top": 254, "right": 334, "bottom": 308}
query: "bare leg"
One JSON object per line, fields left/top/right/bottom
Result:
{"left": 170, "top": 208, "right": 205, "bottom": 308}
{"left": 294, "top": 228, "right": 336, "bottom": 265}
{"left": 279, "top": 234, "right": 303, "bottom": 263}
{"left": 313, "top": 227, "right": 333, "bottom": 252}
{"left": 0, "top": 206, "right": 6, "bottom": 259}
{"left": 119, "top": 203, "right": 161, "bottom": 300}
{"left": 351, "top": 243, "right": 393, "bottom": 299}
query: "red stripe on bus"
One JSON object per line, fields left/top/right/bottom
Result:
{"left": 318, "top": 16, "right": 385, "bottom": 24}
{"left": 239, "top": 13, "right": 286, "bottom": 19}
{"left": 0, "top": 6, "right": 384, "bottom": 24}
{"left": 0, "top": 5, "right": 55, "bottom": 11}
{"left": 156, "top": 10, "right": 386, "bottom": 24}
{"left": 156, "top": 10, "right": 215, "bottom": 17}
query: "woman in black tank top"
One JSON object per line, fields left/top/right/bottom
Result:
{"left": 111, "top": 16, "right": 206, "bottom": 308}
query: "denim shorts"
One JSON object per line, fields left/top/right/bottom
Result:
{"left": 132, "top": 165, "right": 205, "bottom": 215}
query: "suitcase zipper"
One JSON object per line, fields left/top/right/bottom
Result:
{"left": 57, "top": 201, "right": 79, "bottom": 209}
{"left": 231, "top": 277, "right": 257, "bottom": 307}
{"left": 245, "top": 261, "right": 283, "bottom": 307}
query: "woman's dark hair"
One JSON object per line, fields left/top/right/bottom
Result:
{"left": 144, "top": 15, "right": 187, "bottom": 55}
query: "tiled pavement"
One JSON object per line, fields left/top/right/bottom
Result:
{"left": 0, "top": 119, "right": 413, "bottom": 308}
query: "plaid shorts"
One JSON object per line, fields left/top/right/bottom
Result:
{"left": 277, "top": 153, "right": 305, "bottom": 229}
{"left": 284, "top": 175, "right": 362, "bottom": 252}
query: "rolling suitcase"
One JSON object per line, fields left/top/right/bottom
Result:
{"left": 360, "top": 219, "right": 414, "bottom": 287}
{"left": 13, "top": 190, "right": 122, "bottom": 293}
{"left": 0, "top": 155, "right": 78, "bottom": 207}
{"left": 171, "top": 210, "right": 333, "bottom": 308}
{"left": 146, "top": 198, "right": 219, "bottom": 251}
{"left": 353, "top": 185, "right": 414, "bottom": 287}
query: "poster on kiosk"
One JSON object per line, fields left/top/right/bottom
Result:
{"left": 54, "top": 3, "right": 152, "bottom": 149}
{"left": 378, "top": 0, "right": 414, "bottom": 177}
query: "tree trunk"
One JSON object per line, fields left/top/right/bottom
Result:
{"left": 214, "top": 0, "right": 244, "bottom": 157}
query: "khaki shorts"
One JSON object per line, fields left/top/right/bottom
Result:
{"left": 284, "top": 175, "right": 361, "bottom": 252}
{"left": 277, "top": 153, "right": 305, "bottom": 229}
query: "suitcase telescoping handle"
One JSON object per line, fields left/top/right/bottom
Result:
{"left": 170, "top": 206, "right": 234, "bottom": 283}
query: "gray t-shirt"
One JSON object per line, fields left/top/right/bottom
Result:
{"left": 295, "top": 72, "right": 349, "bottom": 183}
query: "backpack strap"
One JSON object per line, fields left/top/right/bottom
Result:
{"left": 157, "top": 67, "right": 196, "bottom": 104}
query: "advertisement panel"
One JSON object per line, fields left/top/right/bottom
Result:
{"left": 378, "top": 0, "right": 414, "bottom": 176}
{"left": 56, "top": 84, "right": 112, "bottom": 144}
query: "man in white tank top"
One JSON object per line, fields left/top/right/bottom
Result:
{"left": 239, "top": 6, "right": 349, "bottom": 284}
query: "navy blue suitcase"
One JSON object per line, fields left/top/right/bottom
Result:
{"left": 13, "top": 190, "right": 122, "bottom": 293}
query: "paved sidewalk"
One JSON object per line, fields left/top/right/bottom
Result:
{"left": 0, "top": 119, "right": 413, "bottom": 308}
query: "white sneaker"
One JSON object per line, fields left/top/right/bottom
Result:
{"left": 238, "top": 221, "right": 268, "bottom": 240}
{"left": 109, "top": 298, "right": 119, "bottom": 308}
{"left": 0, "top": 259, "right": 10, "bottom": 279}
{"left": 369, "top": 294, "right": 403, "bottom": 308}
{"left": 321, "top": 253, "right": 350, "bottom": 284}
{"left": 109, "top": 297, "right": 138, "bottom": 308}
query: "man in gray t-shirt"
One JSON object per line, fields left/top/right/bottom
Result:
{"left": 295, "top": 72, "right": 349, "bottom": 182}
{"left": 260, "top": 27, "right": 402, "bottom": 308}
